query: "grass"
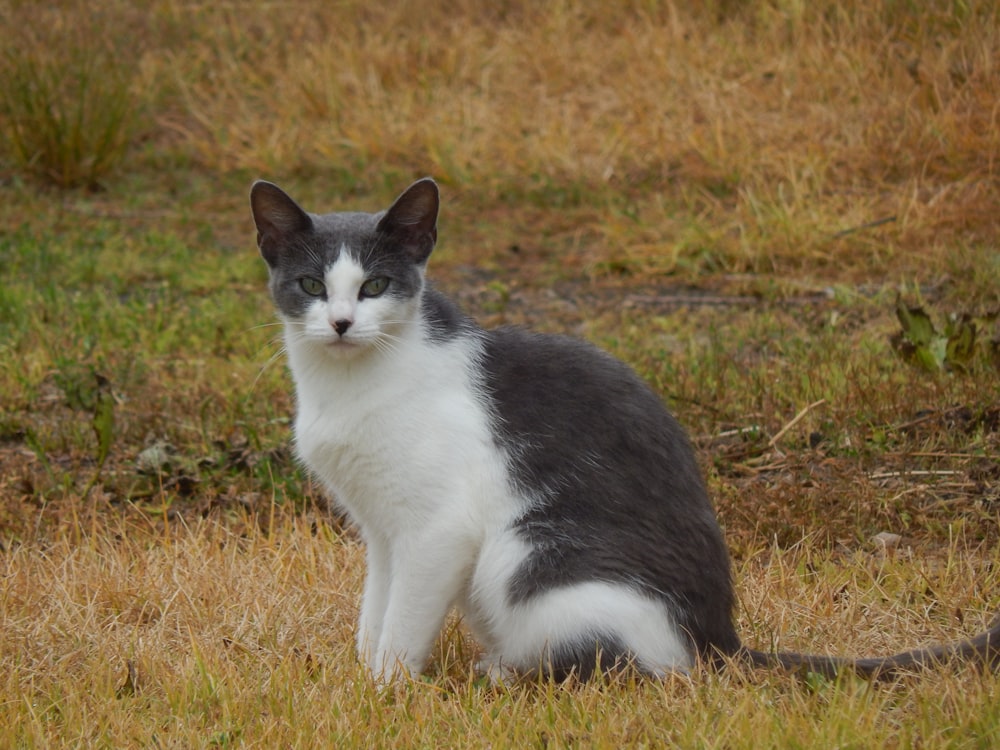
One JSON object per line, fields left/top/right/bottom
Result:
{"left": 0, "top": 0, "right": 998, "bottom": 746}
{"left": 4, "top": 516, "right": 1000, "bottom": 748}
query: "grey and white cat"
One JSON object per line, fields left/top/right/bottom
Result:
{"left": 251, "top": 177, "right": 1000, "bottom": 683}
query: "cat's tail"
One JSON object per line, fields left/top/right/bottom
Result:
{"left": 738, "top": 613, "right": 1000, "bottom": 679}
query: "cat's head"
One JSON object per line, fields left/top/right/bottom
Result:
{"left": 250, "top": 178, "right": 439, "bottom": 358}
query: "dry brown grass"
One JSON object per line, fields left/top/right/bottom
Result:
{"left": 136, "top": 0, "right": 1000, "bottom": 281}
{"left": 3, "top": 511, "right": 999, "bottom": 747}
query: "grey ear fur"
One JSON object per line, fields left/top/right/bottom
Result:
{"left": 376, "top": 177, "right": 439, "bottom": 263}
{"left": 250, "top": 180, "right": 313, "bottom": 265}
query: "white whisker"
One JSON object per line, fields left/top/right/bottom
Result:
{"left": 372, "top": 336, "right": 401, "bottom": 357}
{"left": 251, "top": 344, "right": 289, "bottom": 392}
{"left": 245, "top": 321, "right": 287, "bottom": 333}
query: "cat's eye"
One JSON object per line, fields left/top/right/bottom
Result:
{"left": 360, "top": 276, "right": 390, "bottom": 298}
{"left": 299, "top": 277, "right": 325, "bottom": 296}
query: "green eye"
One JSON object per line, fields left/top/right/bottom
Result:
{"left": 300, "top": 277, "right": 325, "bottom": 296}
{"left": 360, "top": 276, "right": 389, "bottom": 298}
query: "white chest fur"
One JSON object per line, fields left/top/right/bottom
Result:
{"left": 288, "top": 325, "right": 511, "bottom": 534}
{"left": 285, "top": 318, "right": 528, "bottom": 679}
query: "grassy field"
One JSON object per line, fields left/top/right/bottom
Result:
{"left": 1, "top": 0, "right": 999, "bottom": 746}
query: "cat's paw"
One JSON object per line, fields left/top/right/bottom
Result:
{"left": 370, "top": 651, "right": 416, "bottom": 687}
{"left": 475, "top": 657, "right": 516, "bottom": 685}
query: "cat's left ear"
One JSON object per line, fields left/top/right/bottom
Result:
{"left": 376, "top": 178, "right": 439, "bottom": 264}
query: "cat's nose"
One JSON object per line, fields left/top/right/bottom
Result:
{"left": 333, "top": 319, "right": 352, "bottom": 336}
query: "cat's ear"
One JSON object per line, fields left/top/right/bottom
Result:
{"left": 250, "top": 181, "right": 314, "bottom": 266}
{"left": 376, "top": 178, "right": 439, "bottom": 264}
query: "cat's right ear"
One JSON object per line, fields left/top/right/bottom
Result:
{"left": 250, "top": 181, "right": 314, "bottom": 266}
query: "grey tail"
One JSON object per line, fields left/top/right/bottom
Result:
{"left": 740, "top": 614, "right": 1000, "bottom": 679}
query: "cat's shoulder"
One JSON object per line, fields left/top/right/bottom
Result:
{"left": 421, "top": 283, "right": 478, "bottom": 343}
{"left": 482, "top": 325, "right": 636, "bottom": 383}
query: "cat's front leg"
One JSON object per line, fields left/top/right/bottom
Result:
{"left": 370, "top": 532, "right": 477, "bottom": 682}
{"left": 355, "top": 536, "right": 391, "bottom": 667}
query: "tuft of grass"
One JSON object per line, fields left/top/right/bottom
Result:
{"left": 0, "top": 2, "right": 146, "bottom": 188}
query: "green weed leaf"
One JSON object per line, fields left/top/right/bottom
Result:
{"left": 891, "top": 298, "right": 990, "bottom": 374}
{"left": 895, "top": 298, "right": 937, "bottom": 348}
{"left": 79, "top": 373, "right": 115, "bottom": 499}
{"left": 944, "top": 315, "right": 976, "bottom": 372}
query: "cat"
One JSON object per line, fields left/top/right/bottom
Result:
{"left": 250, "top": 176, "right": 1000, "bottom": 683}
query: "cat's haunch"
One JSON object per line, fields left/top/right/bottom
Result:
{"left": 252, "top": 177, "right": 1000, "bottom": 683}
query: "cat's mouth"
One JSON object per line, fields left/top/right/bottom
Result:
{"left": 324, "top": 336, "right": 364, "bottom": 355}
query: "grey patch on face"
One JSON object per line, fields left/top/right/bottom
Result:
{"left": 264, "top": 236, "right": 339, "bottom": 320}
{"left": 262, "top": 212, "right": 367, "bottom": 319}
{"left": 479, "top": 327, "right": 741, "bottom": 660}
{"left": 350, "top": 223, "right": 427, "bottom": 306}
{"left": 264, "top": 210, "right": 430, "bottom": 321}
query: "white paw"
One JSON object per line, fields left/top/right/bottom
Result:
{"left": 370, "top": 651, "right": 417, "bottom": 687}
{"left": 475, "top": 657, "right": 516, "bottom": 685}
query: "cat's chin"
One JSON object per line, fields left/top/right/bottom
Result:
{"left": 321, "top": 337, "right": 370, "bottom": 359}
{"left": 291, "top": 330, "right": 374, "bottom": 361}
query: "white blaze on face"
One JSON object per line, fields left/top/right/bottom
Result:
{"left": 324, "top": 250, "right": 366, "bottom": 332}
